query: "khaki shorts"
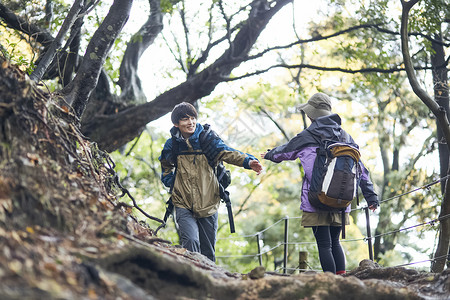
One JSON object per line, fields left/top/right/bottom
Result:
{"left": 301, "top": 211, "right": 350, "bottom": 227}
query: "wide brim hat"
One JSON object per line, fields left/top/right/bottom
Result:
{"left": 297, "top": 92, "right": 332, "bottom": 119}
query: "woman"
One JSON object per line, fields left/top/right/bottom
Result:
{"left": 261, "top": 93, "right": 379, "bottom": 274}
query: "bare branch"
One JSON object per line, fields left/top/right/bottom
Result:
{"left": 218, "top": 0, "right": 233, "bottom": 60}
{"left": 241, "top": 23, "right": 449, "bottom": 67}
{"left": 0, "top": 3, "right": 53, "bottom": 46}
{"left": 62, "top": 0, "right": 133, "bottom": 118}
{"left": 30, "top": 0, "right": 84, "bottom": 82}
{"left": 118, "top": 0, "right": 163, "bottom": 101}
{"left": 180, "top": 1, "right": 192, "bottom": 72}
{"left": 188, "top": 2, "right": 263, "bottom": 77}
{"left": 258, "top": 107, "right": 290, "bottom": 142}
{"left": 222, "top": 63, "right": 437, "bottom": 82}
{"left": 401, "top": 0, "right": 449, "bottom": 131}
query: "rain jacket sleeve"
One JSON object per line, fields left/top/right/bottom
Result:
{"left": 200, "top": 128, "right": 259, "bottom": 169}
{"left": 264, "top": 131, "right": 315, "bottom": 163}
{"left": 359, "top": 162, "right": 379, "bottom": 208}
{"left": 214, "top": 139, "right": 258, "bottom": 169}
{"left": 159, "top": 138, "right": 175, "bottom": 189}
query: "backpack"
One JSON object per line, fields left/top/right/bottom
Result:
{"left": 199, "top": 124, "right": 232, "bottom": 191}
{"left": 308, "top": 132, "right": 362, "bottom": 238}
{"left": 165, "top": 124, "right": 235, "bottom": 233}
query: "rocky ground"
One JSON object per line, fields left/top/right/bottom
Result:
{"left": 2, "top": 220, "right": 449, "bottom": 299}
{"left": 0, "top": 56, "right": 449, "bottom": 300}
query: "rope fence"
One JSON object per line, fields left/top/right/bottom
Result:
{"left": 215, "top": 175, "right": 450, "bottom": 274}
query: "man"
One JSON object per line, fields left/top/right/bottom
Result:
{"left": 261, "top": 93, "right": 379, "bottom": 274}
{"left": 159, "top": 102, "right": 263, "bottom": 261}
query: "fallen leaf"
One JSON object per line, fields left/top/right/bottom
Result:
{"left": 26, "top": 153, "right": 39, "bottom": 165}
{"left": 88, "top": 289, "right": 97, "bottom": 299}
{"left": 44, "top": 262, "right": 58, "bottom": 273}
{"left": 8, "top": 260, "right": 23, "bottom": 274}
{"left": 61, "top": 105, "right": 69, "bottom": 113}
{"left": 84, "top": 247, "right": 98, "bottom": 254}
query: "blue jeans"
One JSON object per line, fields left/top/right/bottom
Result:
{"left": 175, "top": 207, "right": 218, "bottom": 262}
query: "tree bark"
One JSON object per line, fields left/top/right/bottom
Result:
{"left": 400, "top": 0, "right": 450, "bottom": 273}
{"left": 431, "top": 33, "right": 450, "bottom": 195}
{"left": 62, "top": 0, "right": 134, "bottom": 119}
{"left": 30, "top": 0, "right": 84, "bottom": 82}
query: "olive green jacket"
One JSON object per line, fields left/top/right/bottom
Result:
{"left": 159, "top": 123, "right": 257, "bottom": 218}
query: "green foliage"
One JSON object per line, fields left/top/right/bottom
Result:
{"left": 0, "top": 37, "right": 35, "bottom": 74}
{"left": 161, "top": 0, "right": 182, "bottom": 14}
{"left": 0, "top": 21, "right": 36, "bottom": 73}
{"left": 409, "top": 0, "right": 448, "bottom": 33}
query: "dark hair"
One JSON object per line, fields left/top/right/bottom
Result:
{"left": 171, "top": 102, "right": 198, "bottom": 124}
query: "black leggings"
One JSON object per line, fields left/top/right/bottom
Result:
{"left": 312, "top": 226, "right": 346, "bottom": 274}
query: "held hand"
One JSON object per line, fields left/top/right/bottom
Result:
{"left": 260, "top": 151, "right": 267, "bottom": 159}
{"left": 249, "top": 160, "right": 263, "bottom": 175}
{"left": 369, "top": 204, "right": 377, "bottom": 212}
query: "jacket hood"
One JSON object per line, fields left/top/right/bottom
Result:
{"left": 170, "top": 123, "right": 204, "bottom": 142}
{"left": 307, "top": 114, "right": 344, "bottom": 141}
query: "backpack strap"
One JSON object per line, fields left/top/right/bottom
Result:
{"left": 201, "top": 123, "right": 212, "bottom": 139}
{"left": 338, "top": 130, "right": 362, "bottom": 207}
{"left": 198, "top": 124, "right": 231, "bottom": 189}
{"left": 341, "top": 210, "right": 346, "bottom": 239}
{"left": 200, "top": 124, "right": 235, "bottom": 233}
{"left": 199, "top": 123, "right": 223, "bottom": 168}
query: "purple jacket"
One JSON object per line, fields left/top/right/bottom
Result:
{"left": 264, "top": 114, "right": 378, "bottom": 213}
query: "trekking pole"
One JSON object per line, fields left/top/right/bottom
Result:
{"left": 155, "top": 199, "right": 173, "bottom": 235}
{"left": 364, "top": 207, "right": 374, "bottom": 261}
{"left": 225, "top": 199, "right": 235, "bottom": 233}
{"left": 220, "top": 186, "right": 235, "bottom": 233}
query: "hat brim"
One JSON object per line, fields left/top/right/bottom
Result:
{"left": 297, "top": 103, "right": 331, "bottom": 120}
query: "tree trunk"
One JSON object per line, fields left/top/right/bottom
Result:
{"left": 431, "top": 34, "right": 450, "bottom": 195}
{"left": 400, "top": 0, "right": 450, "bottom": 272}
{"left": 373, "top": 96, "right": 392, "bottom": 260}
{"left": 430, "top": 32, "right": 450, "bottom": 273}
{"left": 62, "top": 0, "right": 134, "bottom": 118}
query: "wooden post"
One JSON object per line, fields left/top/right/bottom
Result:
{"left": 298, "top": 251, "right": 308, "bottom": 272}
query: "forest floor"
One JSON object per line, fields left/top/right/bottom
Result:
{"left": 0, "top": 56, "right": 449, "bottom": 300}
